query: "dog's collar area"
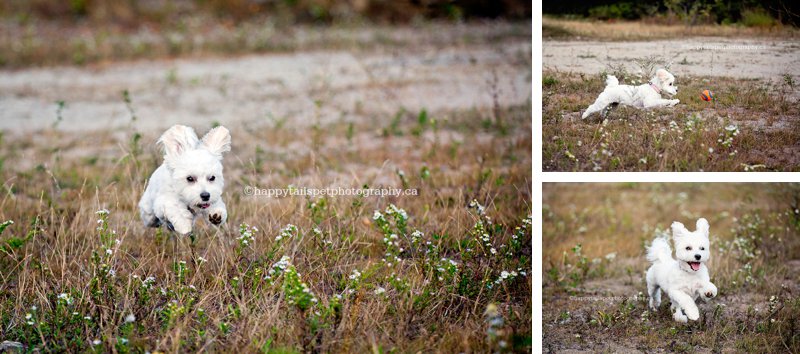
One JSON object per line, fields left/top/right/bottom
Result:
{"left": 650, "top": 82, "right": 661, "bottom": 93}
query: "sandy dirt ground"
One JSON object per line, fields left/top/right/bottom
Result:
{"left": 0, "top": 24, "right": 531, "bottom": 134}
{"left": 544, "top": 258, "right": 800, "bottom": 353}
{"left": 544, "top": 38, "right": 800, "bottom": 83}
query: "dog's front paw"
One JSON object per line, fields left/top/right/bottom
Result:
{"left": 209, "top": 213, "right": 223, "bottom": 225}
{"left": 704, "top": 283, "right": 718, "bottom": 299}
{"left": 208, "top": 207, "right": 227, "bottom": 226}
{"left": 671, "top": 99, "right": 680, "bottom": 106}
{"left": 684, "top": 307, "right": 700, "bottom": 321}
{"left": 170, "top": 219, "right": 193, "bottom": 235}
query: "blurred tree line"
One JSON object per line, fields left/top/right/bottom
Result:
{"left": 1, "top": 0, "right": 531, "bottom": 25}
{"left": 544, "top": 0, "right": 799, "bottom": 27}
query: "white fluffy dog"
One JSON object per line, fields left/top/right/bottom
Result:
{"left": 582, "top": 69, "right": 680, "bottom": 119}
{"left": 646, "top": 218, "right": 717, "bottom": 323}
{"left": 138, "top": 125, "right": 231, "bottom": 235}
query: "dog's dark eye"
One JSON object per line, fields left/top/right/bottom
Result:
{"left": 685, "top": 246, "right": 692, "bottom": 250}
{"left": 669, "top": 83, "right": 673, "bottom": 86}
{"left": 208, "top": 175, "right": 215, "bottom": 182}
{"left": 700, "top": 247, "right": 705, "bottom": 250}
{"left": 187, "top": 176, "right": 195, "bottom": 183}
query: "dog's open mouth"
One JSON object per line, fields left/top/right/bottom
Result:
{"left": 197, "top": 203, "right": 211, "bottom": 209}
{"left": 687, "top": 261, "right": 701, "bottom": 271}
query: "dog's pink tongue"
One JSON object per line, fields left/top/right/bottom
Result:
{"left": 689, "top": 262, "right": 701, "bottom": 271}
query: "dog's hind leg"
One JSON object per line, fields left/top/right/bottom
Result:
{"left": 647, "top": 283, "right": 661, "bottom": 309}
{"left": 582, "top": 92, "right": 616, "bottom": 119}
{"left": 139, "top": 197, "right": 160, "bottom": 228}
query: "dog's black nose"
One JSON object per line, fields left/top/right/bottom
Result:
{"left": 200, "top": 192, "right": 210, "bottom": 201}
{"left": 694, "top": 254, "right": 701, "bottom": 260}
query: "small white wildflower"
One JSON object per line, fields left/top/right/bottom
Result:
{"left": 490, "top": 248, "right": 497, "bottom": 255}
{"left": 124, "top": 314, "right": 136, "bottom": 323}
{"left": 469, "top": 200, "right": 486, "bottom": 215}
{"left": 25, "top": 313, "right": 32, "bottom": 320}
{"left": 500, "top": 271, "right": 510, "bottom": 279}
{"left": 57, "top": 293, "right": 73, "bottom": 305}
{"left": 374, "top": 287, "right": 386, "bottom": 295}
{"left": 92, "top": 339, "right": 101, "bottom": 345}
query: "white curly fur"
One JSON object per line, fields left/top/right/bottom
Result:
{"left": 582, "top": 68, "right": 680, "bottom": 119}
{"left": 138, "top": 125, "right": 231, "bottom": 235}
{"left": 646, "top": 218, "right": 718, "bottom": 323}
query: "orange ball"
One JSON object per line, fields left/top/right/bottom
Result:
{"left": 700, "top": 90, "right": 714, "bottom": 102}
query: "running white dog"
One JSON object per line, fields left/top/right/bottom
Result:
{"left": 138, "top": 125, "right": 231, "bottom": 235}
{"left": 582, "top": 69, "right": 680, "bottom": 119}
{"left": 646, "top": 218, "right": 717, "bottom": 323}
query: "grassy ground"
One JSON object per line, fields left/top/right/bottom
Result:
{"left": 0, "top": 18, "right": 530, "bottom": 69}
{"left": 543, "top": 16, "right": 800, "bottom": 40}
{"left": 543, "top": 183, "right": 800, "bottom": 353}
{"left": 0, "top": 104, "right": 531, "bottom": 352}
{"left": 543, "top": 70, "right": 800, "bottom": 171}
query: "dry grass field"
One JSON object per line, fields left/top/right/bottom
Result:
{"left": 543, "top": 70, "right": 800, "bottom": 171}
{"left": 0, "top": 22, "right": 532, "bottom": 353}
{"left": 543, "top": 183, "right": 800, "bottom": 352}
{"left": 542, "top": 15, "right": 800, "bottom": 172}
{"left": 543, "top": 17, "right": 800, "bottom": 40}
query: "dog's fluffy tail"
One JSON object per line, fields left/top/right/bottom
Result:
{"left": 646, "top": 237, "right": 672, "bottom": 264}
{"left": 606, "top": 75, "right": 619, "bottom": 87}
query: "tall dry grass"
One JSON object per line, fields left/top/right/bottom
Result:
{"left": 0, "top": 105, "right": 532, "bottom": 352}
{"left": 542, "top": 183, "right": 800, "bottom": 352}
{"left": 543, "top": 70, "right": 800, "bottom": 171}
{"left": 543, "top": 16, "right": 800, "bottom": 40}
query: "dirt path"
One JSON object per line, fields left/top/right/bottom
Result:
{"left": 0, "top": 27, "right": 531, "bottom": 133}
{"left": 544, "top": 257, "right": 800, "bottom": 353}
{"left": 544, "top": 38, "right": 800, "bottom": 81}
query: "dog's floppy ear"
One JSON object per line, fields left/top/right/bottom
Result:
{"left": 200, "top": 126, "right": 231, "bottom": 159}
{"left": 696, "top": 218, "right": 709, "bottom": 238}
{"left": 671, "top": 221, "right": 687, "bottom": 239}
{"left": 158, "top": 125, "right": 200, "bottom": 163}
{"left": 656, "top": 69, "right": 670, "bottom": 82}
